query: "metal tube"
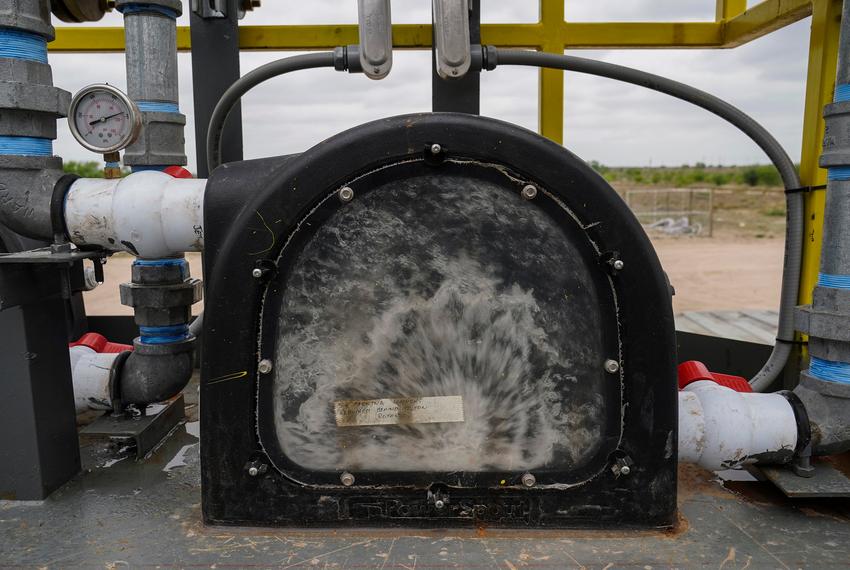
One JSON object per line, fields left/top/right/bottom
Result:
{"left": 819, "top": 0, "right": 850, "bottom": 277}
{"left": 125, "top": 11, "right": 179, "bottom": 102}
{"left": 490, "top": 48, "right": 803, "bottom": 392}
{"left": 793, "top": 0, "right": 850, "bottom": 456}
{"left": 0, "top": 0, "right": 71, "bottom": 240}
{"left": 116, "top": 0, "right": 187, "bottom": 169}
{"left": 206, "top": 51, "right": 338, "bottom": 171}
{"left": 117, "top": 256, "right": 200, "bottom": 407}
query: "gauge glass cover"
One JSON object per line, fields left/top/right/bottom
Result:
{"left": 70, "top": 86, "right": 139, "bottom": 153}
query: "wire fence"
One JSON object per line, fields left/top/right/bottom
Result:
{"left": 625, "top": 188, "right": 714, "bottom": 237}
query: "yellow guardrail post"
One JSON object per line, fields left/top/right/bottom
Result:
{"left": 716, "top": 0, "right": 747, "bottom": 21}
{"left": 538, "top": 0, "right": 565, "bottom": 145}
{"left": 47, "top": 2, "right": 811, "bottom": 150}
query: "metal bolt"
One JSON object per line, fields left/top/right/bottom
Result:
{"left": 434, "top": 499, "right": 445, "bottom": 509}
{"left": 521, "top": 473, "right": 536, "bottom": 487}
{"left": 258, "top": 359, "right": 273, "bottom": 374}
{"left": 246, "top": 460, "right": 267, "bottom": 477}
{"left": 340, "top": 472, "right": 355, "bottom": 486}
{"left": 612, "top": 457, "right": 633, "bottom": 477}
{"left": 612, "top": 259, "right": 625, "bottom": 271}
{"left": 339, "top": 187, "right": 354, "bottom": 203}
{"left": 430, "top": 143, "right": 442, "bottom": 155}
{"left": 251, "top": 268, "right": 264, "bottom": 278}
{"left": 521, "top": 185, "right": 538, "bottom": 200}
{"left": 604, "top": 359, "right": 620, "bottom": 374}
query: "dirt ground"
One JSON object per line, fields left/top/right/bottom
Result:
{"left": 652, "top": 236, "right": 782, "bottom": 312}
{"left": 83, "top": 236, "right": 784, "bottom": 316}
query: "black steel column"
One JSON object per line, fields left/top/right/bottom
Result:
{"left": 190, "top": 0, "right": 244, "bottom": 177}
{"left": 0, "top": 291, "right": 80, "bottom": 500}
{"left": 432, "top": 2, "right": 481, "bottom": 114}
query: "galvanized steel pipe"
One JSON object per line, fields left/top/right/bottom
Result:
{"left": 793, "top": 0, "right": 850, "bottom": 456}
{"left": 0, "top": 0, "right": 71, "bottom": 240}
{"left": 116, "top": 0, "right": 187, "bottom": 169}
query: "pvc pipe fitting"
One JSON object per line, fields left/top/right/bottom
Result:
{"left": 69, "top": 345, "right": 120, "bottom": 414}
{"left": 64, "top": 171, "right": 206, "bottom": 258}
{"left": 678, "top": 380, "right": 798, "bottom": 470}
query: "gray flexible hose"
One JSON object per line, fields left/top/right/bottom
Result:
{"left": 206, "top": 52, "right": 337, "bottom": 171}
{"left": 492, "top": 49, "right": 803, "bottom": 391}
{"left": 189, "top": 312, "right": 203, "bottom": 338}
{"left": 198, "top": 51, "right": 344, "bottom": 345}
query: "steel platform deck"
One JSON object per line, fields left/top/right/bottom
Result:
{"left": 2, "top": 378, "right": 849, "bottom": 569}
{"left": 676, "top": 309, "right": 779, "bottom": 345}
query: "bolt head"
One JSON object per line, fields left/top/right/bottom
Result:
{"left": 521, "top": 473, "right": 536, "bottom": 487}
{"left": 258, "top": 359, "right": 273, "bottom": 374}
{"left": 339, "top": 187, "right": 354, "bottom": 203}
{"left": 434, "top": 499, "right": 445, "bottom": 509}
{"left": 251, "top": 268, "right": 263, "bottom": 278}
{"left": 340, "top": 472, "right": 355, "bottom": 486}
{"left": 620, "top": 465, "right": 631, "bottom": 476}
{"left": 248, "top": 466, "right": 259, "bottom": 476}
{"left": 612, "top": 259, "right": 625, "bottom": 271}
{"left": 430, "top": 143, "right": 442, "bottom": 155}
{"left": 521, "top": 185, "right": 538, "bottom": 200}
{"left": 604, "top": 359, "right": 620, "bottom": 374}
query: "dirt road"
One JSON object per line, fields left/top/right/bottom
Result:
{"left": 652, "top": 237, "right": 783, "bottom": 313}
{"left": 83, "top": 237, "right": 784, "bottom": 316}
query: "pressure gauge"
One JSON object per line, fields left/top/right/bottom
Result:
{"left": 69, "top": 84, "right": 142, "bottom": 154}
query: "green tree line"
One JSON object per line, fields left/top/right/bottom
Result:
{"left": 587, "top": 162, "right": 784, "bottom": 188}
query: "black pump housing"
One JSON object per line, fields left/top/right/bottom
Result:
{"left": 200, "top": 113, "right": 677, "bottom": 529}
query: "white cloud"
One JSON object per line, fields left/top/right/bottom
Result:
{"left": 50, "top": 1, "right": 811, "bottom": 170}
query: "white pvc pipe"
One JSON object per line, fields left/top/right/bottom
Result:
{"left": 65, "top": 171, "right": 206, "bottom": 259}
{"left": 678, "top": 380, "right": 798, "bottom": 470}
{"left": 70, "top": 346, "right": 120, "bottom": 414}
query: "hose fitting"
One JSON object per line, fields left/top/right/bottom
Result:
{"left": 117, "top": 257, "right": 201, "bottom": 406}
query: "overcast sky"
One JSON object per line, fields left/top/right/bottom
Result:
{"left": 49, "top": 1, "right": 812, "bottom": 171}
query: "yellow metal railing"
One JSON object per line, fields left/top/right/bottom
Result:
{"left": 50, "top": 0, "right": 838, "bottom": 313}
{"left": 50, "top": 0, "right": 813, "bottom": 145}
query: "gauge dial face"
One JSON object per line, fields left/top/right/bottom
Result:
{"left": 69, "top": 85, "right": 141, "bottom": 153}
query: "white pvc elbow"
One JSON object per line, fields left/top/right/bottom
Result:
{"left": 64, "top": 171, "right": 206, "bottom": 259}
{"left": 69, "top": 345, "right": 120, "bottom": 414}
{"left": 678, "top": 380, "right": 798, "bottom": 470}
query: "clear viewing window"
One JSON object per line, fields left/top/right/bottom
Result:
{"left": 268, "top": 173, "right": 613, "bottom": 473}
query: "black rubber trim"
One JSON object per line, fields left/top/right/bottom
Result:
{"left": 775, "top": 337, "right": 808, "bottom": 346}
{"left": 109, "top": 350, "right": 133, "bottom": 411}
{"left": 784, "top": 184, "right": 826, "bottom": 195}
{"left": 779, "top": 390, "right": 812, "bottom": 456}
{"left": 51, "top": 173, "right": 80, "bottom": 240}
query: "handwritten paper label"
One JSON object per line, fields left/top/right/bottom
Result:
{"left": 334, "top": 396, "right": 464, "bottom": 427}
